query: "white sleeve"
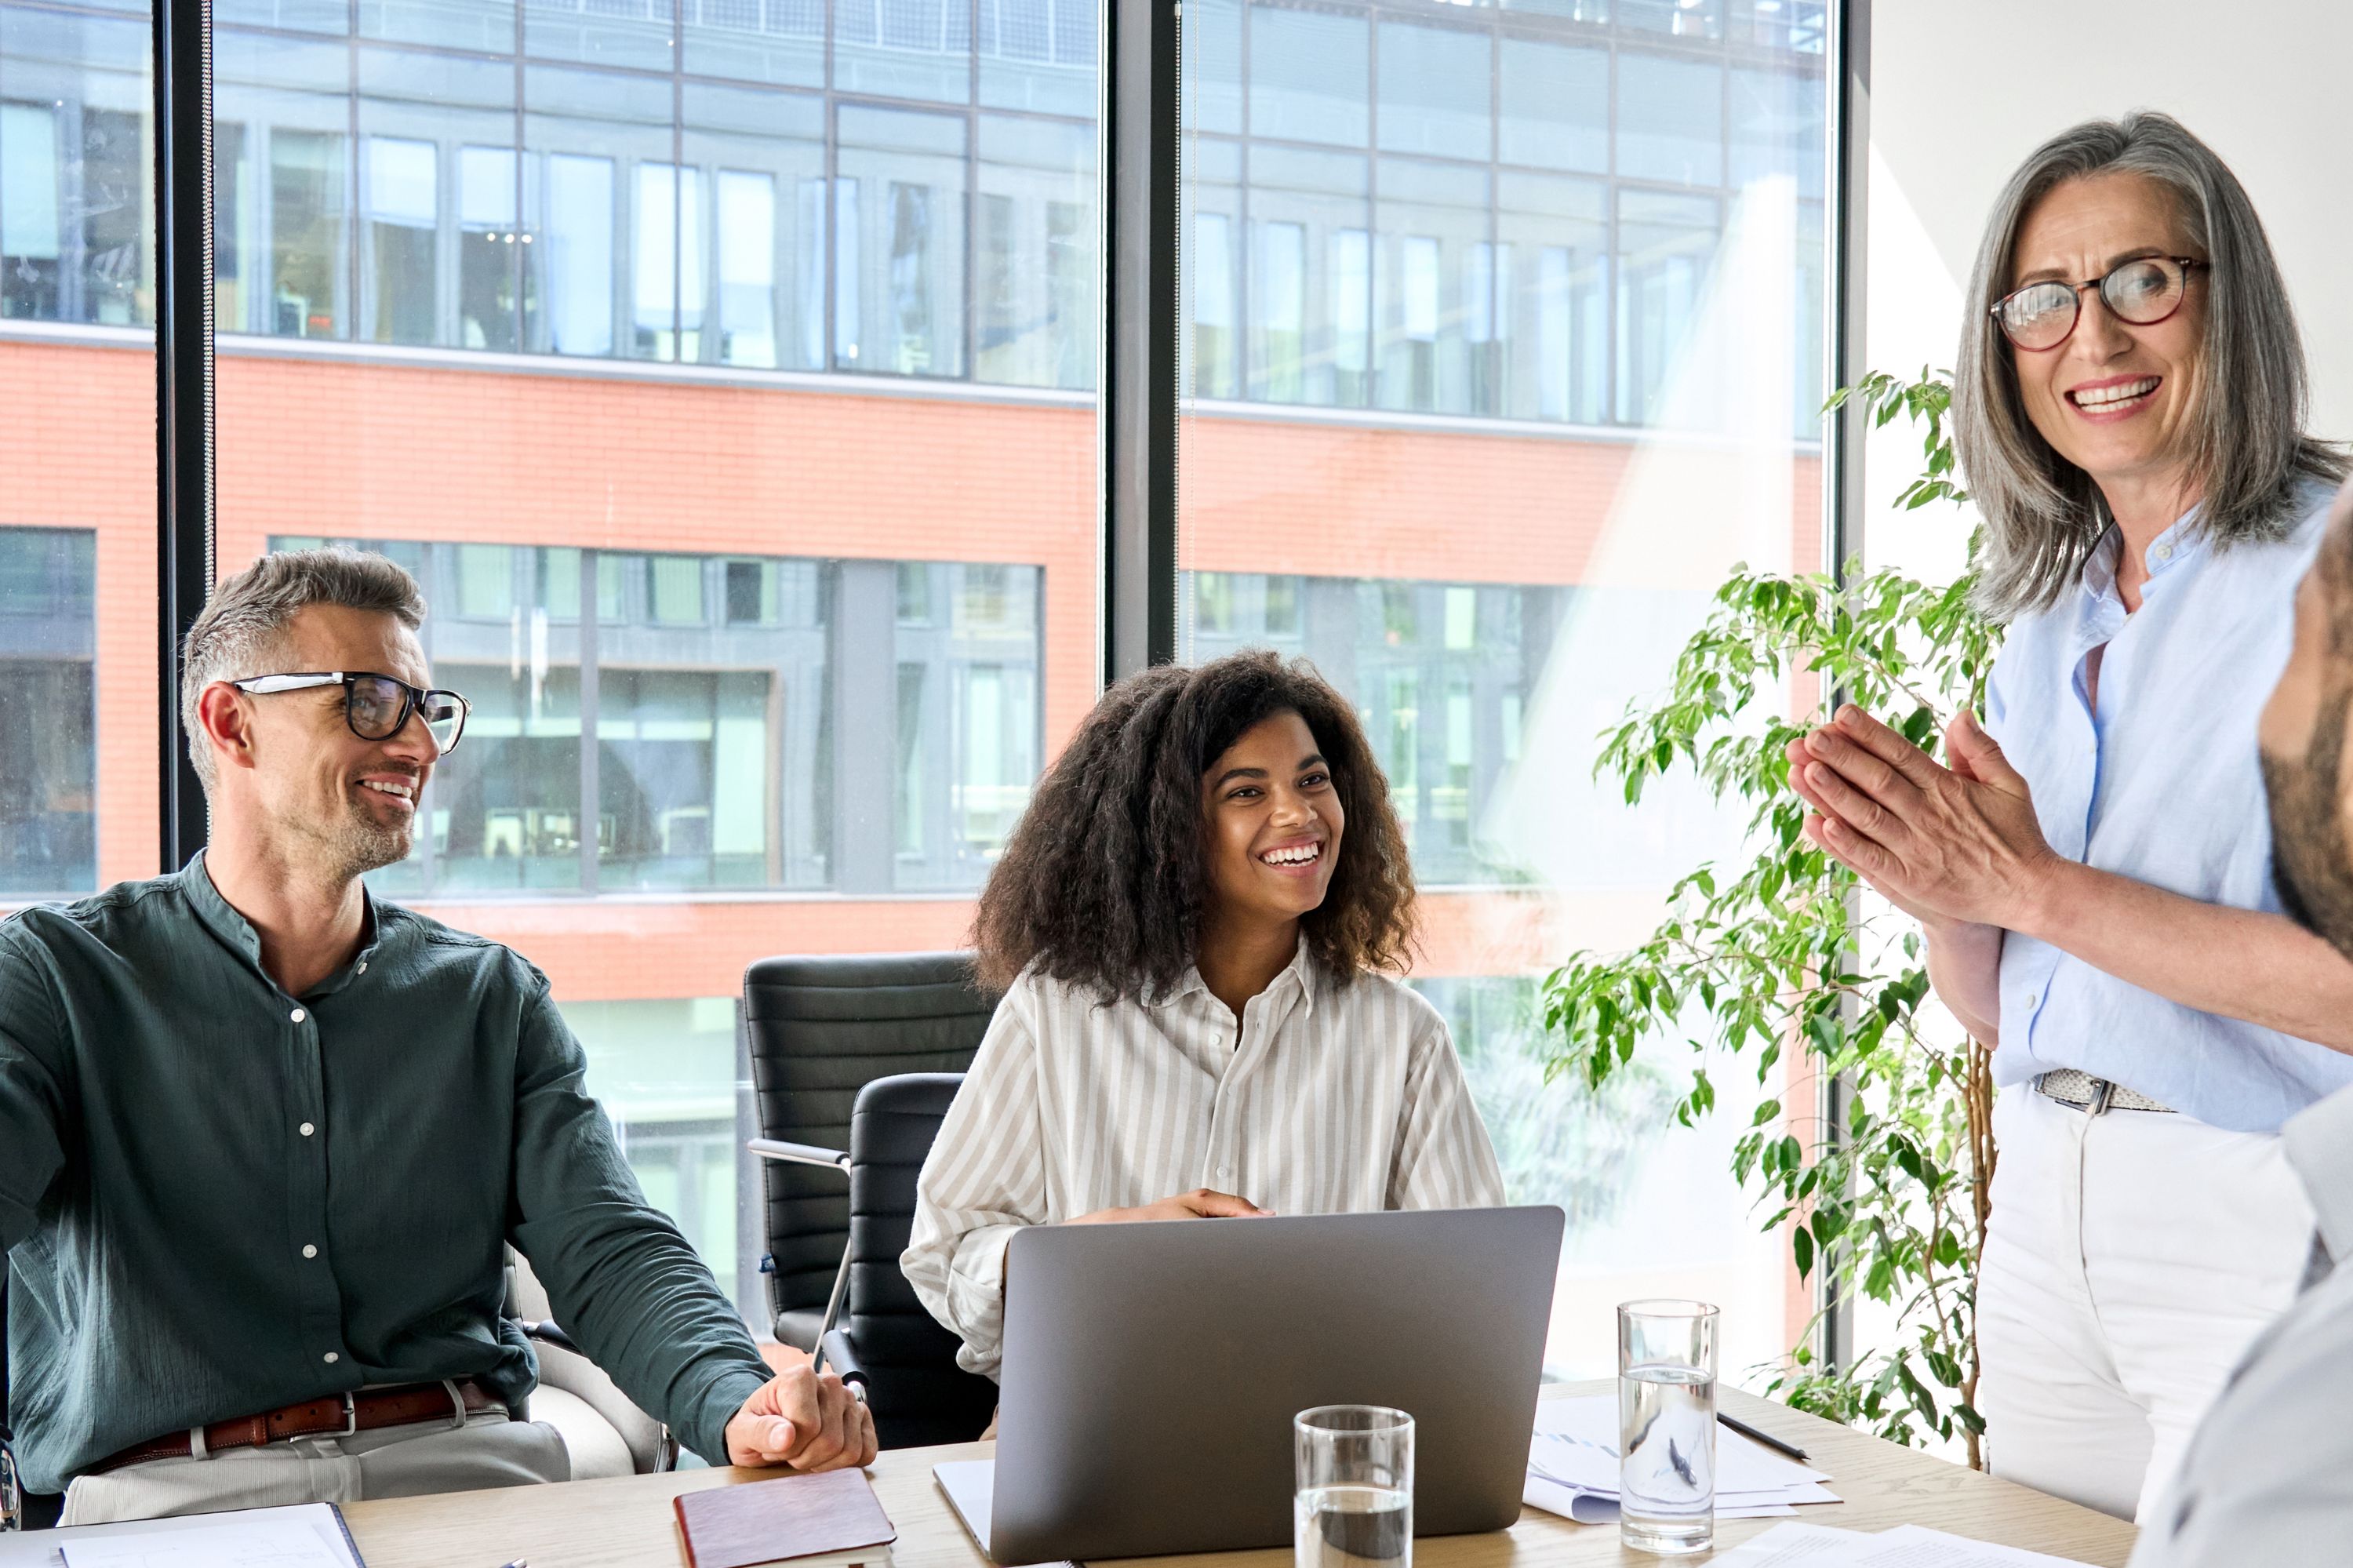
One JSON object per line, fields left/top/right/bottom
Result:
{"left": 900, "top": 982, "right": 1049, "bottom": 1379}
{"left": 1387, "top": 1006, "right": 1507, "bottom": 1211}
{"left": 2128, "top": 1280, "right": 2353, "bottom": 1568}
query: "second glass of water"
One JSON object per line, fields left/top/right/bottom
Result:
{"left": 1618, "top": 1299, "right": 1719, "bottom": 1556}
{"left": 1295, "top": 1406, "right": 1413, "bottom": 1568}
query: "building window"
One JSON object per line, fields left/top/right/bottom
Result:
{"left": 0, "top": 528, "right": 97, "bottom": 897}
{"left": 365, "top": 136, "right": 438, "bottom": 346}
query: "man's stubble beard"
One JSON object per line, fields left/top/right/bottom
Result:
{"left": 291, "top": 784, "right": 415, "bottom": 883}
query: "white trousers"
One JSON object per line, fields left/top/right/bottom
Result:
{"left": 59, "top": 1408, "right": 570, "bottom": 1526}
{"left": 1975, "top": 1086, "right": 2314, "bottom": 1523}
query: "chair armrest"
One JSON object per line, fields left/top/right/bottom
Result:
{"left": 518, "top": 1319, "right": 582, "bottom": 1356}
{"left": 818, "top": 1328, "right": 870, "bottom": 1398}
{"left": 2, "top": 1436, "right": 22, "bottom": 1533}
{"left": 747, "top": 1138, "right": 851, "bottom": 1172}
{"left": 522, "top": 1321, "right": 678, "bottom": 1474}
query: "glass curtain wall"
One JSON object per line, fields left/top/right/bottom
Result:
{"left": 204, "top": 0, "right": 1095, "bottom": 387}
{"left": 2, "top": 0, "right": 1839, "bottom": 1366}
{"left": 1179, "top": 0, "right": 1828, "bottom": 1381}
{"left": 0, "top": 0, "right": 158, "bottom": 901}
{"left": 202, "top": 0, "right": 1097, "bottom": 1321}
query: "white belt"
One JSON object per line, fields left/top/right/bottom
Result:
{"left": 2034, "top": 1068, "right": 2175, "bottom": 1115}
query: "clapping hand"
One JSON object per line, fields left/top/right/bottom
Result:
{"left": 1784, "top": 704, "right": 2059, "bottom": 932}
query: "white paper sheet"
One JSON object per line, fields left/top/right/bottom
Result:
{"left": 1853, "top": 1525, "right": 2098, "bottom": 1566}
{"left": 1519, "top": 1393, "right": 1841, "bottom": 1527}
{"left": 1521, "top": 1473, "right": 1802, "bottom": 1523}
{"left": 1530, "top": 1395, "right": 1833, "bottom": 1490}
{"left": 0, "top": 1504, "right": 361, "bottom": 1568}
{"left": 1707, "top": 1523, "right": 1876, "bottom": 1564}
{"left": 1704, "top": 1522, "right": 2097, "bottom": 1566}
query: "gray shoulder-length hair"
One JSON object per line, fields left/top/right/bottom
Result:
{"left": 1954, "top": 111, "right": 2347, "bottom": 621}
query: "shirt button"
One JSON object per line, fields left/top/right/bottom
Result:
{"left": 302, "top": 1244, "right": 318, "bottom": 1259}
{"left": 356, "top": 962, "right": 367, "bottom": 974}
{"left": 322, "top": 1352, "right": 340, "bottom": 1365}
{"left": 289, "top": 1007, "right": 307, "bottom": 1024}
{"left": 2155, "top": 543, "right": 2174, "bottom": 563}
{"left": 1218, "top": 1166, "right": 1233, "bottom": 1178}
{"left": 2023, "top": 991, "right": 2039, "bottom": 1010}
{"left": 300, "top": 1122, "right": 315, "bottom": 1137}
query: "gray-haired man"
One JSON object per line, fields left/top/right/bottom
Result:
{"left": 0, "top": 549, "right": 871, "bottom": 1526}
{"left": 2131, "top": 479, "right": 2353, "bottom": 1564}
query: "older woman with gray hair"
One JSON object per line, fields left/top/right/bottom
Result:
{"left": 1785, "top": 112, "right": 2353, "bottom": 1521}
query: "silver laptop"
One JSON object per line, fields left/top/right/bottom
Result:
{"left": 979, "top": 1205, "right": 1564, "bottom": 1564}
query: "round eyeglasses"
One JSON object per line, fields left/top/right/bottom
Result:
{"left": 230, "top": 671, "right": 471, "bottom": 755}
{"left": 1991, "top": 255, "right": 2206, "bottom": 351}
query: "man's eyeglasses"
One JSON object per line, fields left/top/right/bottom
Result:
{"left": 230, "top": 671, "right": 471, "bottom": 755}
{"left": 1991, "top": 255, "right": 2206, "bottom": 351}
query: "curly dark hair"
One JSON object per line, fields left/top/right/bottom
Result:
{"left": 972, "top": 649, "right": 1418, "bottom": 999}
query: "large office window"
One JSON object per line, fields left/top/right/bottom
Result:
{"left": 0, "top": 2, "right": 157, "bottom": 904}
{"left": 0, "top": 0, "right": 1840, "bottom": 1366}
{"left": 196, "top": 2, "right": 1097, "bottom": 1321}
{"left": 1180, "top": 2, "right": 1827, "bottom": 1381}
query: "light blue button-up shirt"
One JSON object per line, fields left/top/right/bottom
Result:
{"left": 1986, "top": 477, "right": 2353, "bottom": 1133}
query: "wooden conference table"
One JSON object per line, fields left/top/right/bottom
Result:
{"left": 342, "top": 1382, "right": 2140, "bottom": 1568}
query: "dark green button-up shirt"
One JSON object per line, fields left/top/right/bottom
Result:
{"left": 0, "top": 856, "right": 771, "bottom": 1494}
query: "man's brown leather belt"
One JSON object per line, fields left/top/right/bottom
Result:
{"left": 89, "top": 1378, "right": 501, "bottom": 1475}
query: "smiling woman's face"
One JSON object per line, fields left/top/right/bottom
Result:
{"left": 2008, "top": 171, "right": 2207, "bottom": 498}
{"left": 1199, "top": 709, "right": 1345, "bottom": 933}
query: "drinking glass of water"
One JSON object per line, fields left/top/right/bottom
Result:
{"left": 1294, "top": 1406, "right": 1413, "bottom": 1568}
{"left": 1617, "top": 1299, "right": 1719, "bottom": 1556}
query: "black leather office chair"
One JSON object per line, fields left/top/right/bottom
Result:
{"left": 743, "top": 952, "right": 994, "bottom": 1352}
{"left": 751, "top": 1072, "right": 998, "bottom": 1450}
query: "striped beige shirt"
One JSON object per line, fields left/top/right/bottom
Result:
{"left": 902, "top": 938, "right": 1508, "bottom": 1377}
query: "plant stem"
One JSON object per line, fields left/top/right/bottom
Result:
{"left": 1961, "top": 1033, "right": 1995, "bottom": 1471}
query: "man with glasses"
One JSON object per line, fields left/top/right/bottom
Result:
{"left": 0, "top": 549, "right": 874, "bottom": 1526}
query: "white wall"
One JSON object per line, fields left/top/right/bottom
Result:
{"left": 1860, "top": 2, "right": 2353, "bottom": 579}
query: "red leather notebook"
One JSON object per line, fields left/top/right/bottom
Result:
{"left": 674, "top": 1469, "right": 899, "bottom": 1568}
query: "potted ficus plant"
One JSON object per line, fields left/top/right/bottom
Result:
{"left": 1540, "top": 369, "right": 2004, "bottom": 1465}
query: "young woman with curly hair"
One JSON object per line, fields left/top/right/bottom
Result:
{"left": 900, "top": 650, "right": 1506, "bottom": 1379}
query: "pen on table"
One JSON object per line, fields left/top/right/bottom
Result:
{"left": 491, "top": 1559, "right": 527, "bottom": 1568}
{"left": 1716, "top": 1411, "right": 1809, "bottom": 1463}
